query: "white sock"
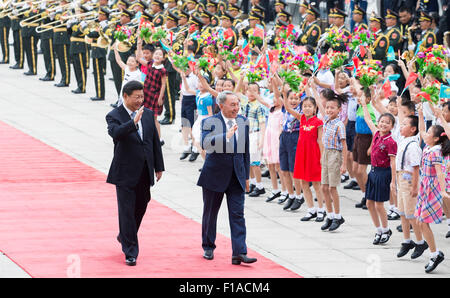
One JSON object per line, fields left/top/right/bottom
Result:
{"left": 289, "top": 194, "right": 295, "bottom": 199}
{"left": 281, "top": 191, "right": 288, "bottom": 196}
{"left": 430, "top": 250, "right": 439, "bottom": 258}
{"left": 382, "top": 227, "right": 390, "bottom": 233}
{"left": 404, "top": 239, "right": 411, "bottom": 243}
{"left": 308, "top": 207, "right": 317, "bottom": 214}
{"left": 272, "top": 189, "right": 280, "bottom": 194}
{"left": 351, "top": 178, "right": 357, "bottom": 183}
{"left": 327, "top": 212, "right": 334, "bottom": 220}
{"left": 362, "top": 192, "right": 365, "bottom": 197}
{"left": 318, "top": 208, "right": 325, "bottom": 213}
{"left": 295, "top": 194, "right": 303, "bottom": 199}
{"left": 376, "top": 227, "right": 382, "bottom": 235}
{"left": 256, "top": 182, "right": 263, "bottom": 189}
{"left": 183, "top": 144, "right": 191, "bottom": 151}
{"left": 416, "top": 239, "right": 424, "bottom": 245}
{"left": 250, "top": 178, "right": 256, "bottom": 185}
{"left": 192, "top": 146, "right": 198, "bottom": 153}
{"left": 334, "top": 213, "right": 342, "bottom": 219}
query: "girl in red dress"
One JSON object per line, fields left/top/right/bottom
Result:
{"left": 287, "top": 96, "right": 326, "bottom": 222}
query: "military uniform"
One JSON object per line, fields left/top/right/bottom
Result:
{"left": 68, "top": 12, "right": 89, "bottom": 93}
{"left": 150, "top": 0, "right": 165, "bottom": 27}
{"left": 88, "top": 7, "right": 110, "bottom": 101}
{"left": 9, "top": 9, "right": 24, "bottom": 69}
{"left": 384, "top": 10, "right": 402, "bottom": 56}
{"left": 370, "top": 14, "right": 389, "bottom": 65}
{"left": 0, "top": 14, "right": 11, "bottom": 63}
{"left": 20, "top": 5, "right": 40, "bottom": 75}
{"left": 296, "top": 5, "right": 321, "bottom": 49}
{"left": 39, "top": 5, "right": 57, "bottom": 81}
{"left": 53, "top": 7, "right": 71, "bottom": 87}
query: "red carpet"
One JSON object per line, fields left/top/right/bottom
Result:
{"left": 0, "top": 121, "right": 299, "bottom": 278}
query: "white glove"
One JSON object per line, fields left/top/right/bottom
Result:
{"left": 408, "top": 43, "right": 416, "bottom": 51}
{"left": 79, "top": 20, "right": 87, "bottom": 29}
{"left": 100, "top": 20, "right": 108, "bottom": 29}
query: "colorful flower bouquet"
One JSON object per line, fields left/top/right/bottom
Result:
{"left": 278, "top": 69, "right": 303, "bottom": 92}
{"left": 347, "top": 28, "right": 375, "bottom": 51}
{"left": 328, "top": 51, "right": 349, "bottom": 71}
{"left": 139, "top": 20, "right": 153, "bottom": 43}
{"left": 355, "top": 59, "right": 383, "bottom": 92}
{"left": 172, "top": 55, "right": 189, "bottom": 72}
{"left": 290, "top": 51, "right": 314, "bottom": 72}
{"left": 416, "top": 45, "right": 448, "bottom": 80}
{"left": 151, "top": 27, "right": 167, "bottom": 42}
{"left": 246, "top": 68, "right": 266, "bottom": 83}
{"left": 417, "top": 80, "right": 440, "bottom": 104}
{"left": 114, "top": 25, "right": 132, "bottom": 42}
{"left": 325, "top": 27, "right": 347, "bottom": 48}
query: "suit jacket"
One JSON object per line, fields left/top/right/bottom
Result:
{"left": 106, "top": 105, "right": 164, "bottom": 187}
{"left": 197, "top": 113, "right": 250, "bottom": 193}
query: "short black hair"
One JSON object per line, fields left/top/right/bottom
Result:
{"left": 401, "top": 99, "right": 416, "bottom": 114}
{"left": 406, "top": 115, "right": 419, "bottom": 135}
{"left": 143, "top": 43, "right": 155, "bottom": 52}
{"left": 399, "top": 6, "right": 412, "bottom": 14}
{"left": 122, "top": 80, "right": 144, "bottom": 97}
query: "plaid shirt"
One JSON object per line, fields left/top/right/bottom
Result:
{"left": 143, "top": 64, "right": 167, "bottom": 111}
{"left": 243, "top": 100, "right": 265, "bottom": 133}
{"left": 322, "top": 115, "right": 346, "bottom": 151}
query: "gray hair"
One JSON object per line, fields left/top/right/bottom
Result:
{"left": 216, "top": 91, "right": 236, "bottom": 105}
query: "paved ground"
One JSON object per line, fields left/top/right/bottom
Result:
{"left": 0, "top": 50, "right": 449, "bottom": 278}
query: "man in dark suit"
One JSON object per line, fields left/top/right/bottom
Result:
{"left": 197, "top": 91, "right": 257, "bottom": 265}
{"left": 106, "top": 80, "right": 165, "bottom": 266}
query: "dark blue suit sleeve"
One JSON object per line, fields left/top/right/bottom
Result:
{"left": 106, "top": 112, "right": 138, "bottom": 141}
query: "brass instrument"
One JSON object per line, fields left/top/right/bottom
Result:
{"left": 19, "top": 0, "right": 60, "bottom": 26}
{"left": 35, "top": 9, "right": 96, "bottom": 33}
{"left": 5, "top": 0, "right": 52, "bottom": 18}
{"left": 96, "top": 19, "right": 120, "bottom": 48}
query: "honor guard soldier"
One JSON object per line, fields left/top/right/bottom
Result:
{"left": 331, "top": 8, "right": 350, "bottom": 52}
{"left": 297, "top": 4, "right": 321, "bottom": 49}
{"left": 398, "top": 6, "right": 417, "bottom": 52}
{"left": 200, "top": 9, "right": 214, "bottom": 33}
{"left": 352, "top": 5, "right": 368, "bottom": 32}
{"left": 369, "top": 13, "right": 389, "bottom": 65}
{"left": 184, "top": 0, "right": 198, "bottom": 15}
{"left": 416, "top": 11, "right": 436, "bottom": 50}
{"left": 108, "top": 8, "right": 135, "bottom": 106}
{"left": 217, "top": 0, "right": 227, "bottom": 16}
{"left": 176, "top": 9, "right": 190, "bottom": 30}
{"left": 160, "top": 10, "right": 180, "bottom": 125}
{"left": 39, "top": 1, "right": 57, "bottom": 81}
{"left": 9, "top": 0, "right": 24, "bottom": 69}
{"left": 166, "top": 0, "right": 179, "bottom": 11}
{"left": 0, "top": 4, "right": 11, "bottom": 64}
{"left": 52, "top": 1, "right": 71, "bottom": 87}
{"left": 187, "top": 15, "right": 203, "bottom": 56}
{"left": 384, "top": 9, "right": 402, "bottom": 56}
{"left": 206, "top": 0, "right": 220, "bottom": 25}
{"left": 89, "top": 6, "right": 110, "bottom": 101}
{"left": 220, "top": 12, "right": 238, "bottom": 49}
{"left": 21, "top": 1, "right": 40, "bottom": 76}
{"left": 228, "top": 3, "right": 243, "bottom": 27}
{"left": 131, "top": 0, "right": 148, "bottom": 13}
{"left": 240, "top": 10, "right": 264, "bottom": 40}
{"left": 298, "top": 1, "right": 309, "bottom": 32}
{"left": 277, "top": 8, "right": 291, "bottom": 24}
{"left": 68, "top": 5, "right": 91, "bottom": 94}
{"left": 150, "top": 0, "right": 165, "bottom": 27}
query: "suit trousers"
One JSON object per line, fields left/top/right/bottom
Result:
{"left": 202, "top": 170, "right": 247, "bottom": 256}
{"left": 116, "top": 162, "right": 151, "bottom": 259}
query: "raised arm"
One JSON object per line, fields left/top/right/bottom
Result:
{"left": 417, "top": 103, "right": 426, "bottom": 142}
{"left": 114, "top": 44, "right": 127, "bottom": 70}
{"left": 361, "top": 98, "right": 378, "bottom": 135}
{"left": 310, "top": 80, "right": 326, "bottom": 118}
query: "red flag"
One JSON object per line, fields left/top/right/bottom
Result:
{"left": 224, "top": 28, "right": 234, "bottom": 40}
{"left": 268, "top": 49, "right": 279, "bottom": 62}
{"left": 352, "top": 56, "right": 360, "bottom": 70}
{"left": 319, "top": 54, "right": 329, "bottom": 69}
{"left": 254, "top": 26, "right": 264, "bottom": 38}
{"left": 404, "top": 72, "right": 419, "bottom": 89}
{"left": 287, "top": 24, "right": 294, "bottom": 38}
{"left": 188, "top": 61, "right": 196, "bottom": 72}
{"left": 359, "top": 45, "right": 366, "bottom": 58}
{"left": 417, "top": 91, "right": 431, "bottom": 102}
{"left": 382, "top": 80, "right": 392, "bottom": 98}
{"left": 242, "top": 41, "right": 250, "bottom": 56}
{"left": 256, "top": 54, "right": 268, "bottom": 70}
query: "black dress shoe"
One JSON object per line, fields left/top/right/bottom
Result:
{"left": 10, "top": 64, "right": 23, "bottom": 69}
{"left": 321, "top": 218, "right": 333, "bottom": 230}
{"left": 159, "top": 118, "right": 173, "bottom": 125}
{"left": 116, "top": 234, "right": 121, "bottom": 244}
{"left": 411, "top": 241, "right": 428, "bottom": 259}
{"left": 160, "top": 140, "right": 165, "bottom": 146}
{"left": 266, "top": 191, "right": 281, "bottom": 202}
{"left": 0, "top": 61, "right": 9, "bottom": 64}
{"left": 300, "top": 211, "right": 317, "bottom": 221}
{"left": 379, "top": 229, "right": 392, "bottom": 244}
{"left": 231, "top": 254, "right": 257, "bottom": 265}
{"left": 90, "top": 97, "right": 105, "bottom": 101}
{"left": 55, "top": 82, "right": 69, "bottom": 87}
{"left": 71, "top": 88, "right": 85, "bottom": 94}
{"left": 341, "top": 174, "right": 349, "bottom": 183}
{"left": 388, "top": 211, "right": 400, "bottom": 220}
{"left": 246, "top": 184, "right": 256, "bottom": 195}
{"left": 277, "top": 193, "right": 288, "bottom": 204}
{"left": 397, "top": 241, "right": 415, "bottom": 258}
{"left": 355, "top": 198, "right": 366, "bottom": 208}
{"left": 290, "top": 197, "right": 305, "bottom": 211}
{"left": 283, "top": 197, "right": 295, "bottom": 210}
{"left": 261, "top": 169, "right": 270, "bottom": 178}
{"left": 125, "top": 257, "right": 136, "bottom": 266}
{"left": 180, "top": 151, "right": 191, "bottom": 160}
{"left": 373, "top": 233, "right": 382, "bottom": 245}
{"left": 352, "top": 185, "right": 361, "bottom": 190}
{"left": 24, "top": 71, "right": 36, "bottom": 76}
{"left": 425, "top": 251, "right": 445, "bottom": 273}
{"left": 446, "top": 230, "right": 450, "bottom": 238}
{"left": 316, "top": 211, "right": 326, "bottom": 222}
{"left": 344, "top": 180, "right": 358, "bottom": 189}
{"left": 39, "top": 76, "right": 51, "bottom": 81}
{"left": 203, "top": 250, "right": 214, "bottom": 260}
{"left": 189, "top": 152, "right": 200, "bottom": 162}
{"left": 328, "top": 217, "right": 345, "bottom": 231}
{"left": 249, "top": 187, "right": 265, "bottom": 197}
